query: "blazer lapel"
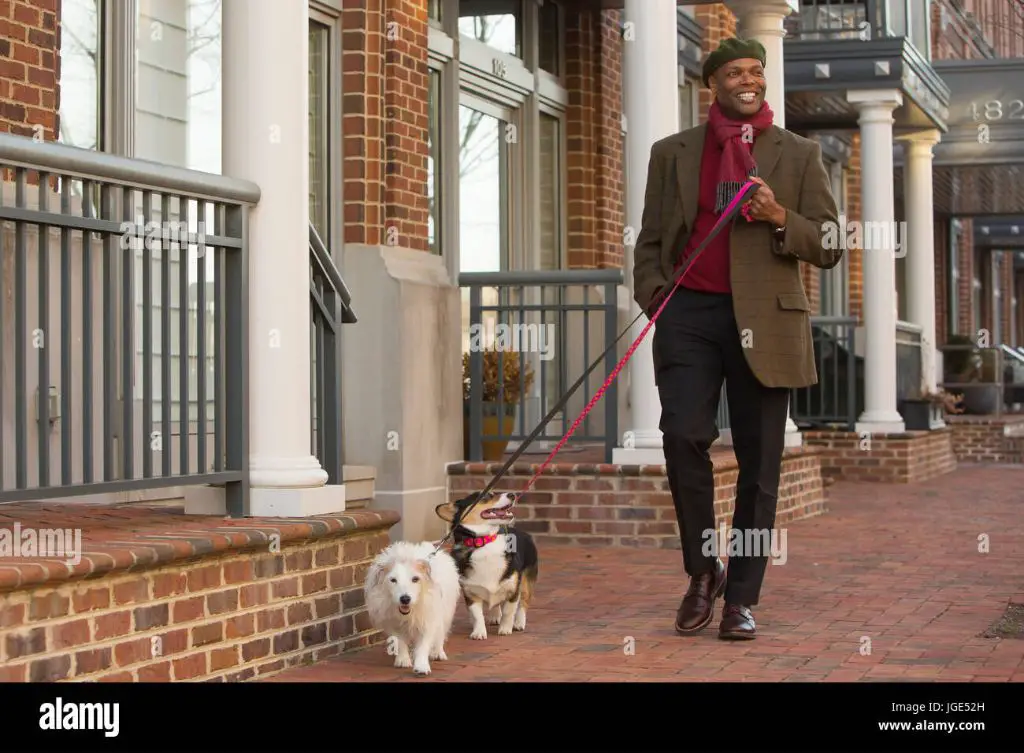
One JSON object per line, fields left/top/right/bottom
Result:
{"left": 674, "top": 124, "right": 705, "bottom": 232}
{"left": 752, "top": 125, "right": 783, "bottom": 183}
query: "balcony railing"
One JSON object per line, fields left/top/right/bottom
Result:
{"left": 0, "top": 133, "right": 258, "bottom": 512}
{"left": 460, "top": 270, "right": 622, "bottom": 463}
{"left": 309, "top": 223, "right": 356, "bottom": 485}
{"left": 784, "top": 0, "right": 931, "bottom": 50}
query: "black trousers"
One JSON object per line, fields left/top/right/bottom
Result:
{"left": 652, "top": 286, "right": 790, "bottom": 607}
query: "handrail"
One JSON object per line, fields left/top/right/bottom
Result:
{"left": 309, "top": 224, "right": 356, "bottom": 324}
{"left": 1001, "top": 344, "right": 1024, "bottom": 365}
{"left": 0, "top": 132, "right": 261, "bottom": 204}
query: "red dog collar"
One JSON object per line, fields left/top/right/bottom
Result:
{"left": 462, "top": 533, "right": 498, "bottom": 548}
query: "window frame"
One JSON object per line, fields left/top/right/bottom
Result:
{"left": 430, "top": 0, "right": 567, "bottom": 282}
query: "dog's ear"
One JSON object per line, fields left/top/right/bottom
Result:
{"left": 435, "top": 501, "right": 456, "bottom": 522}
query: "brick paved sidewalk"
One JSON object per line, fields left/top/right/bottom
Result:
{"left": 264, "top": 465, "right": 1024, "bottom": 682}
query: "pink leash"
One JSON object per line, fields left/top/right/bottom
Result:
{"left": 520, "top": 179, "right": 760, "bottom": 492}
{"left": 435, "top": 178, "right": 760, "bottom": 552}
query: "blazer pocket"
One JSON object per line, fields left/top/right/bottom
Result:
{"left": 777, "top": 292, "right": 810, "bottom": 312}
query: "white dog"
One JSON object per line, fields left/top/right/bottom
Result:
{"left": 363, "top": 541, "right": 461, "bottom": 676}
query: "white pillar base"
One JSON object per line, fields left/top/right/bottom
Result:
{"left": 855, "top": 412, "right": 906, "bottom": 435}
{"left": 612, "top": 447, "right": 667, "bottom": 465}
{"left": 784, "top": 416, "right": 803, "bottom": 447}
{"left": 183, "top": 483, "right": 346, "bottom": 517}
{"left": 249, "top": 485, "right": 346, "bottom": 517}
{"left": 248, "top": 455, "right": 329, "bottom": 489}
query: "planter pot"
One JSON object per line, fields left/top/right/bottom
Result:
{"left": 961, "top": 384, "right": 1000, "bottom": 415}
{"left": 463, "top": 400, "right": 518, "bottom": 461}
{"left": 898, "top": 399, "right": 944, "bottom": 431}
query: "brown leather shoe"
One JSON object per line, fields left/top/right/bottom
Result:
{"left": 674, "top": 558, "right": 726, "bottom": 634}
{"left": 718, "top": 604, "right": 756, "bottom": 640}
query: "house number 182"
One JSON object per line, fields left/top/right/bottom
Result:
{"left": 970, "top": 100, "right": 1024, "bottom": 120}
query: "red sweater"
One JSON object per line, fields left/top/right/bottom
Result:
{"left": 678, "top": 129, "right": 750, "bottom": 294}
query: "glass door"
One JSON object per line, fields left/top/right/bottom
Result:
{"left": 458, "top": 93, "right": 515, "bottom": 354}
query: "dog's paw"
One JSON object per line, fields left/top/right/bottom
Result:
{"left": 513, "top": 613, "right": 527, "bottom": 631}
{"left": 469, "top": 627, "right": 487, "bottom": 640}
{"left": 413, "top": 662, "right": 432, "bottom": 676}
{"left": 497, "top": 624, "right": 514, "bottom": 636}
{"left": 430, "top": 647, "right": 448, "bottom": 661}
{"left": 487, "top": 607, "right": 502, "bottom": 625}
{"left": 394, "top": 654, "right": 413, "bottom": 668}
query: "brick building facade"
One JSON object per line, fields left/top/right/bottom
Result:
{"left": 2, "top": 0, "right": 1020, "bottom": 340}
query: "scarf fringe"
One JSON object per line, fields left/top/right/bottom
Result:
{"left": 715, "top": 168, "right": 758, "bottom": 214}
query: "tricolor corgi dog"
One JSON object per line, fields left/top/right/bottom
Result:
{"left": 435, "top": 491, "right": 539, "bottom": 640}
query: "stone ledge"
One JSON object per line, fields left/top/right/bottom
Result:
{"left": 0, "top": 505, "right": 400, "bottom": 592}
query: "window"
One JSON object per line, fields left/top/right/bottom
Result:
{"left": 538, "top": 0, "right": 560, "bottom": 76}
{"left": 948, "top": 218, "right": 960, "bottom": 335}
{"left": 309, "top": 18, "right": 330, "bottom": 242}
{"left": 428, "top": 71, "right": 442, "bottom": 254}
{"left": 58, "top": 0, "right": 102, "bottom": 151}
{"left": 458, "top": 98, "right": 512, "bottom": 274}
{"left": 459, "top": 0, "right": 521, "bottom": 58}
{"left": 992, "top": 251, "right": 1003, "bottom": 344}
{"left": 429, "top": 0, "right": 443, "bottom": 24}
{"left": 134, "top": 0, "right": 222, "bottom": 174}
{"left": 538, "top": 113, "right": 561, "bottom": 270}
{"left": 679, "top": 79, "right": 695, "bottom": 131}
{"left": 820, "top": 162, "right": 849, "bottom": 317}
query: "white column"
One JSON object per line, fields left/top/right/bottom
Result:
{"left": 614, "top": 0, "right": 680, "bottom": 464}
{"left": 901, "top": 130, "right": 942, "bottom": 394}
{"left": 727, "top": 0, "right": 803, "bottom": 448}
{"left": 221, "top": 0, "right": 343, "bottom": 515}
{"left": 848, "top": 89, "right": 906, "bottom": 434}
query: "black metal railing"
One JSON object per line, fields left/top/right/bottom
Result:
{"left": 790, "top": 316, "right": 860, "bottom": 430}
{"left": 309, "top": 223, "right": 356, "bottom": 486}
{"left": 0, "top": 132, "right": 258, "bottom": 513}
{"left": 460, "top": 269, "right": 622, "bottom": 463}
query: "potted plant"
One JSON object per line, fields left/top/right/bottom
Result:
{"left": 962, "top": 347, "right": 1001, "bottom": 415}
{"left": 462, "top": 347, "right": 535, "bottom": 461}
{"left": 899, "top": 387, "right": 963, "bottom": 430}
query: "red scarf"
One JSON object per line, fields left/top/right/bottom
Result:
{"left": 707, "top": 99, "right": 774, "bottom": 212}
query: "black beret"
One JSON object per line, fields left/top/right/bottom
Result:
{"left": 701, "top": 37, "right": 767, "bottom": 87}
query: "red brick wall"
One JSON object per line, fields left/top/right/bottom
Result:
{"left": 0, "top": 0, "right": 59, "bottom": 141}
{"left": 804, "top": 430, "right": 957, "bottom": 484}
{"left": 947, "top": 416, "right": 1024, "bottom": 463}
{"left": 340, "top": 0, "right": 429, "bottom": 250}
{"left": 565, "top": 7, "right": 623, "bottom": 269}
{"left": 0, "top": 531, "right": 387, "bottom": 682}
{"left": 932, "top": 0, "right": 1024, "bottom": 60}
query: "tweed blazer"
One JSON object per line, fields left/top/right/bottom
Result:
{"left": 632, "top": 123, "right": 842, "bottom": 389}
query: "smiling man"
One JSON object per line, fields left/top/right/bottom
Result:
{"left": 631, "top": 37, "right": 841, "bottom": 640}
